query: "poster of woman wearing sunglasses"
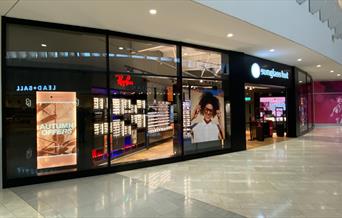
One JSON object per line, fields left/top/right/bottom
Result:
{"left": 190, "top": 90, "right": 225, "bottom": 143}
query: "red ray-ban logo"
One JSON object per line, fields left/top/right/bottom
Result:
{"left": 115, "top": 74, "right": 134, "bottom": 87}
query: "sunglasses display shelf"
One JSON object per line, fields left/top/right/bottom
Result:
{"left": 92, "top": 97, "right": 109, "bottom": 165}
{"left": 147, "top": 101, "right": 174, "bottom": 145}
{"left": 110, "top": 98, "right": 147, "bottom": 160}
{"left": 183, "top": 100, "right": 191, "bottom": 139}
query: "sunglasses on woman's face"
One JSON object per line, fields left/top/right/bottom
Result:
{"left": 204, "top": 107, "right": 213, "bottom": 114}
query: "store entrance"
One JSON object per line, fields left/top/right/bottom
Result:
{"left": 245, "top": 84, "right": 288, "bottom": 149}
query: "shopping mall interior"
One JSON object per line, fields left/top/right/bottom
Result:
{"left": 1, "top": 0, "right": 342, "bottom": 218}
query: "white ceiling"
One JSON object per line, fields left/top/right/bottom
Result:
{"left": 1, "top": 0, "right": 342, "bottom": 81}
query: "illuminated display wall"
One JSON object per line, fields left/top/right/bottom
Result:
{"left": 260, "top": 97, "right": 286, "bottom": 117}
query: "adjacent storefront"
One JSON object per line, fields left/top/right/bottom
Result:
{"left": 295, "top": 68, "right": 314, "bottom": 135}
{"left": 1, "top": 17, "right": 312, "bottom": 187}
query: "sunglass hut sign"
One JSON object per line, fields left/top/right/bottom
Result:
{"left": 251, "top": 63, "right": 289, "bottom": 80}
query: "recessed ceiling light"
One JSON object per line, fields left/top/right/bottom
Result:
{"left": 149, "top": 9, "right": 157, "bottom": 15}
{"left": 330, "top": 70, "right": 334, "bottom": 73}
{"left": 200, "top": 79, "right": 203, "bottom": 83}
{"left": 118, "top": 47, "right": 124, "bottom": 50}
{"left": 226, "top": 33, "right": 234, "bottom": 38}
{"left": 269, "top": 49, "right": 275, "bottom": 52}
{"left": 316, "top": 64, "right": 321, "bottom": 68}
{"left": 297, "top": 58, "right": 302, "bottom": 62}
{"left": 299, "top": 80, "right": 303, "bottom": 83}
{"left": 337, "top": 74, "right": 341, "bottom": 77}
{"left": 41, "top": 43, "right": 47, "bottom": 47}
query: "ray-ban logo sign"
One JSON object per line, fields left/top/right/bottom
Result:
{"left": 251, "top": 63, "right": 289, "bottom": 80}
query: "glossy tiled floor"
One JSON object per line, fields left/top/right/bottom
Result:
{"left": 246, "top": 132, "right": 288, "bottom": 150}
{"left": 111, "top": 140, "right": 174, "bottom": 164}
{"left": 3, "top": 126, "right": 342, "bottom": 218}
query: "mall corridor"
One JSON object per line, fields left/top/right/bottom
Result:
{"left": 1, "top": 126, "right": 342, "bottom": 218}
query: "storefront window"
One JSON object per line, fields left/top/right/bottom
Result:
{"left": 5, "top": 24, "right": 107, "bottom": 179}
{"left": 182, "top": 47, "right": 230, "bottom": 155}
{"left": 307, "top": 76, "right": 314, "bottom": 129}
{"left": 108, "top": 37, "right": 180, "bottom": 165}
{"left": 108, "top": 37, "right": 177, "bottom": 76}
{"left": 298, "top": 71, "right": 308, "bottom": 133}
{"left": 6, "top": 24, "right": 106, "bottom": 71}
{"left": 182, "top": 47, "right": 223, "bottom": 79}
{"left": 3, "top": 20, "right": 234, "bottom": 186}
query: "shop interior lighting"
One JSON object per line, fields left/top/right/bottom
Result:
{"left": 337, "top": 74, "right": 341, "bottom": 77}
{"left": 200, "top": 79, "right": 203, "bottom": 83}
{"left": 316, "top": 64, "right": 321, "bottom": 68}
{"left": 330, "top": 70, "right": 334, "bottom": 73}
{"left": 41, "top": 44, "right": 47, "bottom": 47}
{"left": 149, "top": 9, "right": 157, "bottom": 15}
{"left": 299, "top": 80, "right": 303, "bottom": 83}
{"left": 118, "top": 47, "right": 124, "bottom": 50}
{"left": 297, "top": 58, "right": 302, "bottom": 62}
{"left": 269, "top": 49, "right": 275, "bottom": 52}
{"left": 226, "top": 33, "right": 234, "bottom": 38}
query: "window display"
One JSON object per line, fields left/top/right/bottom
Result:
{"left": 92, "top": 96, "right": 109, "bottom": 166}
{"left": 148, "top": 101, "right": 174, "bottom": 144}
{"left": 183, "top": 78, "right": 229, "bottom": 154}
{"left": 109, "top": 96, "right": 147, "bottom": 160}
{"left": 182, "top": 47, "right": 229, "bottom": 155}
{"left": 4, "top": 22, "right": 107, "bottom": 180}
{"left": 36, "top": 91, "right": 77, "bottom": 171}
{"left": 108, "top": 35, "right": 180, "bottom": 164}
{"left": 190, "top": 89, "right": 225, "bottom": 143}
{"left": 148, "top": 101, "right": 172, "bottom": 134}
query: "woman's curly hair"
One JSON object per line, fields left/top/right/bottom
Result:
{"left": 199, "top": 92, "right": 220, "bottom": 117}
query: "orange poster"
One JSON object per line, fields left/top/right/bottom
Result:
{"left": 167, "top": 86, "right": 173, "bottom": 102}
{"left": 36, "top": 91, "right": 77, "bottom": 169}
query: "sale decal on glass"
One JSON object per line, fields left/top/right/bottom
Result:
{"left": 36, "top": 92, "right": 77, "bottom": 169}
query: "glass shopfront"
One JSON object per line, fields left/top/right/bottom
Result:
{"left": 107, "top": 36, "right": 181, "bottom": 165}
{"left": 2, "top": 20, "right": 231, "bottom": 186}
{"left": 2, "top": 18, "right": 312, "bottom": 187}
{"left": 5, "top": 24, "right": 107, "bottom": 179}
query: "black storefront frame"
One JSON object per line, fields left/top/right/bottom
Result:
{"left": 1, "top": 17, "right": 310, "bottom": 188}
